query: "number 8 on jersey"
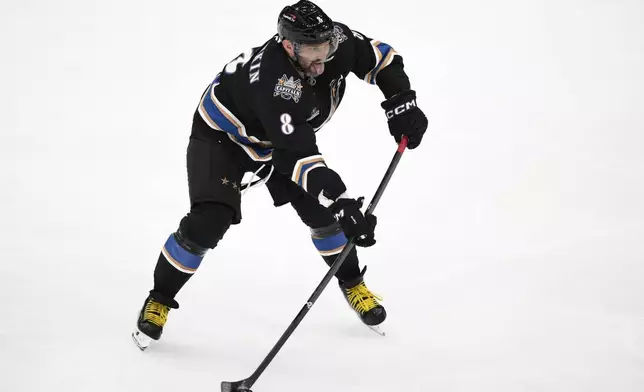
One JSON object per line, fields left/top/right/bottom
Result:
{"left": 280, "top": 113, "right": 294, "bottom": 135}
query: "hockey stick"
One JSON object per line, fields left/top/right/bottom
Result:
{"left": 221, "top": 136, "right": 409, "bottom": 392}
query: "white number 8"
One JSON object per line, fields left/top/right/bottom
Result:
{"left": 280, "top": 113, "right": 294, "bottom": 135}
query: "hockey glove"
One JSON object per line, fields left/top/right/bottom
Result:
{"left": 381, "top": 89, "right": 428, "bottom": 149}
{"left": 329, "top": 197, "right": 377, "bottom": 247}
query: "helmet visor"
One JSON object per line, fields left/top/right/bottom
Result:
{"left": 293, "top": 35, "right": 339, "bottom": 77}
{"left": 297, "top": 34, "right": 338, "bottom": 60}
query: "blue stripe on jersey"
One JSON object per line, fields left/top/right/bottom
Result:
{"left": 368, "top": 42, "right": 394, "bottom": 84}
{"left": 163, "top": 234, "right": 204, "bottom": 272}
{"left": 200, "top": 83, "right": 273, "bottom": 160}
{"left": 201, "top": 89, "right": 245, "bottom": 141}
{"left": 292, "top": 156, "right": 325, "bottom": 190}
{"left": 312, "top": 231, "right": 348, "bottom": 254}
{"left": 297, "top": 161, "right": 320, "bottom": 187}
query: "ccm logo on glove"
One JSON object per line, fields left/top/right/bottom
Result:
{"left": 380, "top": 89, "right": 428, "bottom": 149}
{"left": 385, "top": 99, "right": 417, "bottom": 119}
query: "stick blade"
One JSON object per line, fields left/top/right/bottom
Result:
{"left": 221, "top": 380, "right": 252, "bottom": 392}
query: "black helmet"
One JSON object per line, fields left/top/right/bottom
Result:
{"left": 277, "top": 1, "right": 335, "bottom": 45}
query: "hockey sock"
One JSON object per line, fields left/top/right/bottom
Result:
{"left": 153, "top": 232, "right": 207, "bottom": 299}
{"left": 311, "top": 222, "right": 361, "bottom": 282}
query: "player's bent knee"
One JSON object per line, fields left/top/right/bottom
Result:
{"left": 290, "top": 193, "right": 336, "bottom": 228}
{"left": 178, "top": 202, "right": 234, "bottom": 250}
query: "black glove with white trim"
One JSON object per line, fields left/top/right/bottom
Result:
{"left": 381, "top": 89, "right": 428, "bottom": 149}
{"left": 329, "top": 197, "right": 377, "bottom": 247}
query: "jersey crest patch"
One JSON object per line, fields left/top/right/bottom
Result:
{"left": 334, "top": 25, "right": 348, "bottom": 44}
{"left": 274, "top": 74, "right": 303, "bottom": 103}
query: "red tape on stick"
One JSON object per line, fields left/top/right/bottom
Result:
{"left": 398, "top": 135, "right": 409, "bottom": 153}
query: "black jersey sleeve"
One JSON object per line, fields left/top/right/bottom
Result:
{"left": 336, "top": 23, "right": 411, "bottom": 99}
{"left": 251, "top": 68, "right": 348, "bottom": 206}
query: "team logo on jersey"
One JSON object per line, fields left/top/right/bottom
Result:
{"left": 334, "top": 25, "right": 347, "bottom": 44}
{"left": 274, "top": 74, "right": 303, "bottom": 103}
{"left": 307, "top": 107, "right": 320, "bottom": 122}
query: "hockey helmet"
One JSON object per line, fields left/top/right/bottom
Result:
{"left": 277, "top": 1, "right": 339, "bottom": 61}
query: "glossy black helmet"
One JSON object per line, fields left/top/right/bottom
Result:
{"left": 277, "top": 1, "right": 335, "bottom": 45}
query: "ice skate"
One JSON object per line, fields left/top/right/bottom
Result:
{"left": 132, "top": 291, "right": 179, "bottom": 351}
{"left": 339, "top": 267, "right": 386, "bottom": 336}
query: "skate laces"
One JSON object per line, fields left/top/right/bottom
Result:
{"left": 143, "top": 300, "right": 169, "bottom": 327}
{"left": 345, "top": 282, "right": 382, "bottom": 314}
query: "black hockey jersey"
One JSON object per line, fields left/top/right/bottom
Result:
{"left": 197, "top": 22, "right": 410, "bottom": 206}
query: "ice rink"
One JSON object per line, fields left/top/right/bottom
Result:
{"left": 2, "top": 0, "right": 643, "bottom": 391}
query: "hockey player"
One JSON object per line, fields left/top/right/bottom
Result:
{"left": 133, "top": 0, "right": 428, "bottom": 349}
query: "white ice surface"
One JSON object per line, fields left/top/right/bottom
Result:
{"left": 1, "top": 1, "right": 643, "bottom": 391}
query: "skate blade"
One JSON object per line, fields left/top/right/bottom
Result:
{"left": 132, "top": 328, "right": 152, "bottom": 351}
{"left": 348, "top": 305, "right": 386, "bottom": 336}
{"left": 349, "top": 308, "right": 386, "bottom": 336}
{"left": 367, "top": 324, "right": 386, "bottom": 336}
